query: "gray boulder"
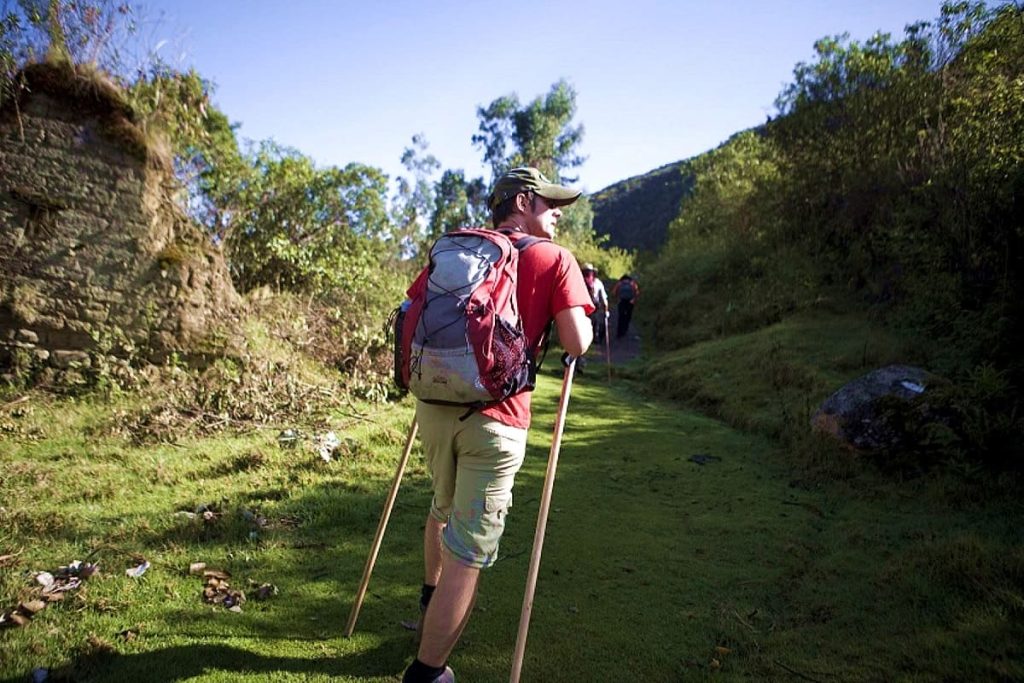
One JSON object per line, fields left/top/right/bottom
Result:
{"left": 812, "top": 364, "right": 937, "bottom": 451}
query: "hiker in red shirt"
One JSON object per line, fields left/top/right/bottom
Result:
{"left": 403, "top": 167, "right": 593, "bottom": 683}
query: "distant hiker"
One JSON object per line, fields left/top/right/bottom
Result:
{"left": 581, "top": 263, "right": 609, "bottom": 345}
{"left": 401, "top": 167, "right": 594, "bottom": 683}
{"left": 612, "top": 274, "right": 640, "bottom": 338}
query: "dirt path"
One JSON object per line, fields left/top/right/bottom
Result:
{"left": 585, "top": 323, "right": 638, "bottom": 370}
{"left": 608, "top": 330, "right": 641, "bottom": 365}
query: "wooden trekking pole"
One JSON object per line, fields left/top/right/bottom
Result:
{"left": 510, "top": 355, "right": 577, "bottom": 683}
{"left": 604, "top": 311, "right": 612, "bottom": 383}
{"left": 344, "top": 416, "right": 419, "bottom": 638}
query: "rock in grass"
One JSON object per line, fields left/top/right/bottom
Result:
{"left": 811, "top": 364, "right": 942, "bottom": 451}
{"left": 18, "top": 600, "right": 46, "bottom": 615}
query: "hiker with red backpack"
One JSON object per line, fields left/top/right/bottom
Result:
{"left": 400, "top": 167, "right": 594, "bottom": 683}
{"left": 612, "top": 274, "right": 640, "bottom": 339}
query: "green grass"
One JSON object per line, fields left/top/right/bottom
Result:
{"left": 1, "top": 360, "right": 1022, "bottom": 681}
{"left": 639, "top": 311, "right": 914, "bottom": 438}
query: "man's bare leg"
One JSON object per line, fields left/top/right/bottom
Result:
{"left": 424, "top": 514, "right": 444, "bottom": 586}
{"left": 417, "top": 548, "right": 480, "bottom": 667}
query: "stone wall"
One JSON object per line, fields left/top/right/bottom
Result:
{"left": 0, "top": 64, "right": 241, "bottom": 369}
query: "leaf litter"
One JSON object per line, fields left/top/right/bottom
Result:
{"left": 196, "top": 566, "right": 277, "bottom": 612}
{"left": 0, "top": 559, "right": 101, "bottom": 629}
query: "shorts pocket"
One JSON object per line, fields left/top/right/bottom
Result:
{"left": 485, "top": 491, "right": 512, "bottom": 516}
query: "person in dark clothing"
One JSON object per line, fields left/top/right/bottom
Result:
{"left": 611, "top": 274, "right": 639, "bottom": 338}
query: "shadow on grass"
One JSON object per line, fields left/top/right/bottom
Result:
{"left": 0, "top": 638, "right": 410, "bottom": 682}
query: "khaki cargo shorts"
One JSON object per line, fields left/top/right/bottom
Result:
{"left": 415, "top": 402, "right": 528, "bottom": 569}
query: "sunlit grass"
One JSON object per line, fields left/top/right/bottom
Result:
{"left": 1, "top": 360, "right": 1021, "bottom": 681}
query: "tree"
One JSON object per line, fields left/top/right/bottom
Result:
{"left": 469, "top": 79, "right": 634, "bottom": 283}
{"left": 427, "top": 169, "right": 487, "bottom": 240}
{"left": 127, "top": 66, "right": 250, "bottom": 239}
{"left": 472, "top": 79, "right": 585, "bottom": 182}
{"left": 227, "top": 141, "right": 390, "bottom": 295}
{"left": 390, "top": 133, "right": 440, "bottom": 257}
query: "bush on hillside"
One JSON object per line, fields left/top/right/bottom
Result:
{"left": 641, "top": 2, "right": 1024, "bottom": 473}
{"left": 643, "top": 131, "right": 836, "bottom": 347}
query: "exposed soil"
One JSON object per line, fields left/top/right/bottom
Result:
{"left": 580, "top": 307, "right": 641, "bottom": 373}
{"left": 589, "top": 332, "right": 640, "bottom": 365}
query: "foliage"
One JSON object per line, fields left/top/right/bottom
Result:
{"left": 768, "top": 1, "right": 1023, "bottom": 379}
{"left": 1, "top": 0, "right": 140, "bottom": 113}
{"left": 642, "top": 130, "right": 817, "bottom": 348}
{"left": 896, "top": 363, "right": 1024, "bottom": 474}
{"left": 426, "top": 168, "right": 487, "bottom": 240}
{"left": 384, "top": 80, "right": 628, "bottom": 287}
{"left": 472, "top": 78, "right": 585, "bottom": 182}
{"left": 224, "top": 141, "right": 391, "bottom": 296}
{"left": 640, "top": 1, "right": 1024, "bottom": 472}
{"left": 381, "top": 80, "right": 631, "bottom": 285}
{"left": 0, "top": 10, "right": 19, "bottom": 106}
{"left": 0, "top": 0, "right": 137, "bottom": 71}
{"left": 390, "top": 133, "right": 440, "bottom": 256}
{"left": 126, "top": 66, "right": 249, "bottom": 239}
{"left": 556, "top": 195, "right": 634, "bottom": 280}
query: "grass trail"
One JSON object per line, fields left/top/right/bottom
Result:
{"left": 1, "top": 366, "right": 1021, "bottom": 681}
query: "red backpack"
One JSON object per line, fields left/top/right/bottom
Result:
{"left": 394, "top": 228, "right": 544, "bottom": 407}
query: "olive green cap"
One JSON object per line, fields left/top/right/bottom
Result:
{"left": 487, "top": 167, "right": 581, "bottom": 210}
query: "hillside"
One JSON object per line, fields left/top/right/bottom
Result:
{"left": 589, "top": 159, "right": 694, "bottom": 252}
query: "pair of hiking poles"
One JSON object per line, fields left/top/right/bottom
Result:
{"left": 343, "top": 356, "right": 580, "bottom": 683}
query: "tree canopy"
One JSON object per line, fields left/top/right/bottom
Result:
{"left": 473, "top": 78, "right": 586, "bottom": 183}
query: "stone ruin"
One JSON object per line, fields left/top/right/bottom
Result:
{"left": 0, "top": 63, "right": 241, "bottom": 372}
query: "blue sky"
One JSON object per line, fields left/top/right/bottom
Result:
{"left": 139, "top": 0, "right": 948, "bottom": 194}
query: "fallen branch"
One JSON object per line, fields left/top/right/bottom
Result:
{"left": 731, "top": 609, "right": 757, "bottom": 633}
{"left": 0, "top": 395, "right": 30, "bottom": 412}
{"left": 782, "top": 500, "right": 825, "bottom": 517}
{"left": 774, "top": 659, "right": 834, "bottom": 682}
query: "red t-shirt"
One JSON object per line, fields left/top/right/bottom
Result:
{"left": 480, "top": 233, "right": 594, "bottom": 429}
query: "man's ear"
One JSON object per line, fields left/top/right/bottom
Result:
{"left": 514, "top": 192, "right": 528, "bottom": 213}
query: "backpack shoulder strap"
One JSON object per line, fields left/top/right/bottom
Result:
{"left": 497, "top": 229, "right": 548, "bottom": 255}
{"left": 512, "top": 235, "right": 544, "bottom": 253}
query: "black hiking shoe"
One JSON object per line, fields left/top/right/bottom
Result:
{"left": 402, "top": 662, "right": 454, "bottom": 682}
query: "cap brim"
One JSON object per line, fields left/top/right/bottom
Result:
{"left": 536, "top": 183, "right": 581, "bottom": 207}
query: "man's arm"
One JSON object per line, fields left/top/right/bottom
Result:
{"left": 554, "top": 306, "right": 593, "bottom": 358}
